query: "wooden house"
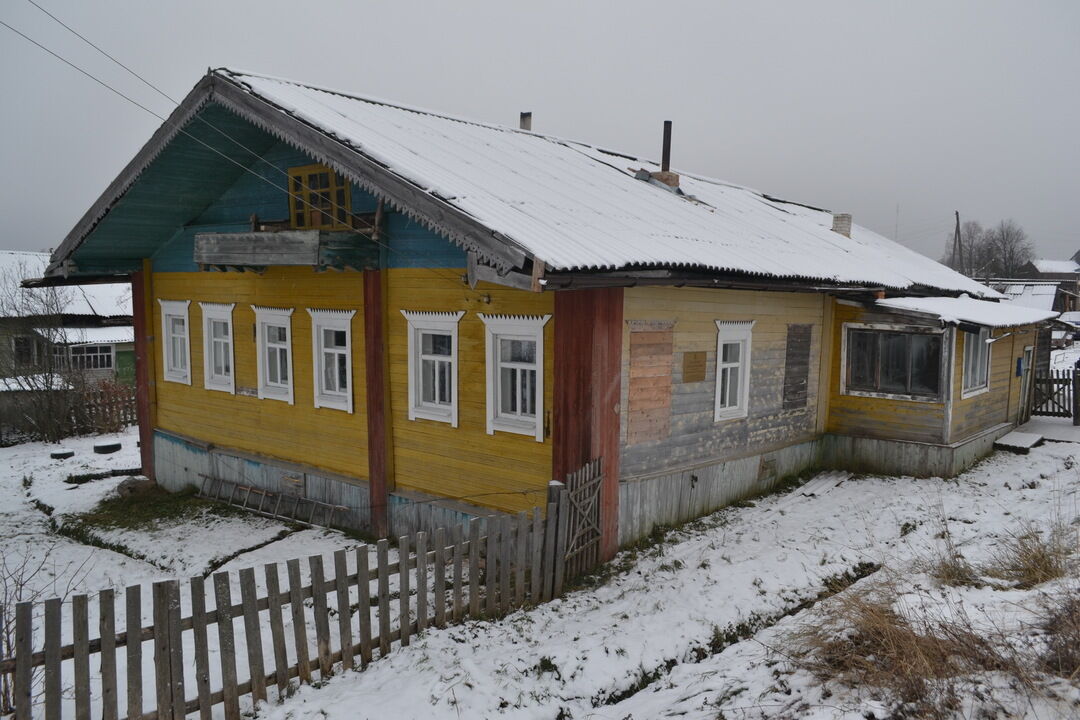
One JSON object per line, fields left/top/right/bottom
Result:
{"left": 1, "top": 250, "right": 134, "bottom": 384}
{"left": 34, "top": 69, "right": 1056, "bottom": 555}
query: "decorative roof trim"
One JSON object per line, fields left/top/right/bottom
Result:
{"left": 477, "top": 313, "right": 552, "bottom": 327}
{"left": 250, "top": 305, "right": 294, "bottom": 316}
{"left": 400, "top": 310, "right": 466, "bottom": 323}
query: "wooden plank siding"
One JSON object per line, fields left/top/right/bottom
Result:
{"left": 151, "top": 267, "right": 369, "bottom": 481}
{"left": 949, "top": 327, "right": 1034, "bottom": 442}
{"left": 618, "top": 287, "right": 824, "bottom": 478}
{"left": 385, "top": 269, "right": 554, "bottom": 514}
{"left": 825, "top": 302, "right": 947, "bottom": 444}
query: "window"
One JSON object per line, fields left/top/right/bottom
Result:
{"left": 253, "top": 306, "right": 295, "bottom": 404}
{"left": 199, "top": 303, "right": 235, "bottom": 393}
{"left": 962, "top": 327, "right": 991, "bottom": 396}
{"left": 308, "top": 309, "right": 356, "bottom": 413}
{"left": 714, "top": 321, "right": 754, "bottom": 421}
{"left": 288, "top": 164, "right": 352, "bottom": 230}
{"left": 478, "top": 313, "right": 551, "bottom": 441}
{"left": 844, "top": 326, "right": 943, "bottom": 400}
{"left": 159, "top": 300, "right": 191, "bottom": 384}
{"left": 12, "top": 336, "right": 38, "bottom": 368}
{"left": 69, "top": 345, "right": 113, "bottom": 370}
{"left": 402, "top": 310, "right": 465, "bottom": 427}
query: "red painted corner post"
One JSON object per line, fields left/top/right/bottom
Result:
{"left": 552, "top": 288, "right": 623, "bottom": 561}
{"left": 363, "top": 269, "right": 391, "bottom": 537}
{"left": 131, "top": 266, "right": 155, "bottom": 481}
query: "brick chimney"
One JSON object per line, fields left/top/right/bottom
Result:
{"left": 831, "top": 213, "right": 852, "bottom": 238}
{"left": 519, "top": 112, "right": 532, "bottom": 131}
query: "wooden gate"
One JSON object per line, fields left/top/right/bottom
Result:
{"left": 557, "top": 458, "right": 604, "bottom": 580}
{"left": 1032, "top": 370, "right": 1075, "bottom": 418}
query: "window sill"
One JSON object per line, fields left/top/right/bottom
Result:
{"left": 960, "top": 385, "right": 990, "bottom": 400}
{"left": 713, "top": 408, "right": 748, "bottom": 423}
{"left": 410, "top": 406, "right": 455, "bottom": 425}
{"left": 315, "top": 394, "right": 351, "bottom": 413}
{"left": 205, "top": 381, "right": 234, "bottom": 394}
{"left": 258, "top": 386, "right": 294, "bottom": 404}
{"left": 842, "top": 389, "right": 942, "bottom": 404}
{"left": 490, "top": 417, "right": 539, "bottom": 438}
{"left": 163, "top": 373, "right": 190, "bottom": 385}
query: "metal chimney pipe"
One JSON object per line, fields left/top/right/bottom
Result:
{"left": 661, "top": 120, "right": 672, "bottom": 172}
{"left": 519, "top": 112, "right": 532, "bottom": 131}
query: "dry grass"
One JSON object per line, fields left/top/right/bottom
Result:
{"left": 923, "top": 515, "right": 983, "bottom": 588}
{"left": 791, "top": 586, "right": 1015, "bottom": 718}
{"left": 1038, "top": 587, "right": 1080, "bottom": 681}
{"left": 985, "top": 518, "right": 1073, "bottom": 589}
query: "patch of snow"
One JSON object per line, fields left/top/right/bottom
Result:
{"left": 877, "top": 293, "right": 1057, "bottom": 327}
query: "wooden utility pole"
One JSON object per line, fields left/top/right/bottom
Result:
{"left": 951, "top": 211, "right": 965, "bottom": 275}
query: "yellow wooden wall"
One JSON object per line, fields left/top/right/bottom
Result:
{"left": 826, "top": 302, "right": 947, "bottom": 444}
{"left": 385, "top": 269, "right": 554, "bottom": 514}
{"left": 619, "top": 287, "right": 825, "bottom": 477}
{"left": 949, "top": 327, "right": 1034, "bottom": 442}
{"left": 152, "top": 268, "right": 368, "bottom": 479}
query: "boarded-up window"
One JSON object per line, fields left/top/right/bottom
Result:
{"left": 627, "top": 327, "right": 673, "bottom": 445}
{"left": 782, "top": 324, "right": 812, "bottom": 410}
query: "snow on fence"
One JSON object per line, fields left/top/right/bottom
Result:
{"left": 1, "top": 502, "right": 575, "bottom": 720}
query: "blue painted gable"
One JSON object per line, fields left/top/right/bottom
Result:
{"left": 151, "top": 137, "right": 466, "bottom": 272}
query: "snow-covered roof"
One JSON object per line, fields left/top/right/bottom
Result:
{"left": 0, "top": 251, "right": 130, "bottom": 318}
{"left": 1058, "top": 311, "right": 1080, "bottom": 324}
{"left": 876, "top": 294, "right": 1057, "bottom": 328}
{"left": 34, "top": 326, "right": 135, "bottom": 346}
{"left": 992, "top": 281, "right": 1058, "bottom": 311}
{"left": 200, "top": 69, "right": 995, "bottom": 298}
{"left": 1031, "top": 259, "right": 1080, "bottom": 274}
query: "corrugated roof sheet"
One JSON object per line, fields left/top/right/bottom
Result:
{"left": 877, "top": 294, "right": 1057, "bottom": 328}
{"left": 220, "top": 69, "right": 996, "bottom": 298}
{"left": 35, "top": 326, "right": 135, "bottom": 345}
{"left": 0, "top": 250, "right": 131, "bottom": 318}
{"left": 992, "top": 281, "right": 1059, "bottom": 311}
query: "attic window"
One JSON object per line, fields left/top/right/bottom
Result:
{"left": 288, "top": 164, "right": 352, "bottom": 230}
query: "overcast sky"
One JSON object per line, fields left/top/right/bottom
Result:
{"left": 1, "top": 1, "right": 1077, "bottom": 262}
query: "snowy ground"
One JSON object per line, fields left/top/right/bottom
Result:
{"left": 259, "top": 446, "right": 1079, "bottom": 720}
{"left": 1, "top": 427, "right": 384, "bottom": 719}
{"left": 1050, "top": 345, "right": 1080, "bottom": 370}
{"left": 2, "top": 429, "right": 1077, "bottom": 719}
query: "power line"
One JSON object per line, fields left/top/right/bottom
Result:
{"left": 3, "top": 12, "right": 470, "bottom": 288}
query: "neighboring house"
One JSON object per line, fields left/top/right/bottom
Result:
{"left": 1016, "top": 259, "right": 1080, "bottom": 313}
{"left": 35, "top": 69, "right": 1056, "bottom": 554}
{"left": 985, "top": 279, "right": 1064, "bottom": 373}
{"left": 0, "top": 250, "right": 134, "bottom": 385}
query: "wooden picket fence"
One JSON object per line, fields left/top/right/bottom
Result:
{"left": 1032, "top": 369, "right": 1077, "bottom": 420}
{"left": 70, "top": 385, "right": 137, "bottom": 436}
{"left": 1, "top": 506, "right": 572, "bottom": 720}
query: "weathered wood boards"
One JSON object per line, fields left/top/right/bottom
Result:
{"left": 1, "top": 503, "right": 590, "bottom": 720}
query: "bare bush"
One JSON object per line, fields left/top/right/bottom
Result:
{"left": 922, "top": 514, "right": 982, "bottom": 588}
{"left": 1037, "top": 586, "right": 1080, "bottom": 680}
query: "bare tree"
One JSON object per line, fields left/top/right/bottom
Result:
{"left": 0, "top": 259, "right": 85, "bottom": 442}
{"left": 984, "top": 219, "right": 1034, "bottom": 277}
{"left": 940, "top": 218, "right": 1033, "bottom": 278}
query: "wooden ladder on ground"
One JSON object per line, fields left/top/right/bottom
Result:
{"left": 197, "top": 474, "right": 347, "bottom": 529}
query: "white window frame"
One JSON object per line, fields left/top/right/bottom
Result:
{"left": 402, "top": 310, "right": 465, "bottom": 427}
{"left": 158, "top": 299, "right": 191, "bottom": 385}
{"left": 308, "top": 309, "right": 356, "bottom": 413}
{"left": 714, "top": 320, "right": 754, "bottom": 422}
{"left": 199, "top": 302, "right": 236, "bottom": 394}
{"left": 961, "top": 326, "right": 991, "bottom": 398}
{"left": 478, "top": 313, "right": 551, "bottom": 442}
{"left": 253, "top": 305, "right": 295, "bottom": 404}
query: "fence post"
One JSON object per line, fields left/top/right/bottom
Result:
{"left": 189, "top": 576, "right": 213, "bottom": 720}
{"left": 333, "top": 549, "right": 354, "bottom": 671}
{"left": 1072, "top": 370, "right": 1079, "bottom": 426}
{"left": 125, "top": 586, "right": 142, "bottom": 719}
{"left": 308, "top": 556, "right": 332, "bottom": 678}
{"left": 43, "top": 598, "right": 61, "bottom": 720}
{"left": 238, "top": 568, "right": 266, "bottom": 704}
{"left": 14, "top": 602, "right": 32, "bottom": 720}
{"left": 152, "top": 583, "right": 173, "bottom": 720}
{"left": 355, "top": 547, "right": 373, "bottom": 667}
{"left": 485, "top": 518, "right": 498, "bottom": 617}
{"left": 99, "top": 589, "right": 118, "bottom": 720}
{"left": 397, "top": 536, "right": 411, "bottom": 647}
{"left": 416, "top": 532, "right": 428, "bottom": 633}
{"left": 213, "top": 572, "right": 240, "bottom": 720}
{"left": 553, "top": 490, "right": 570, "bottom": 597}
